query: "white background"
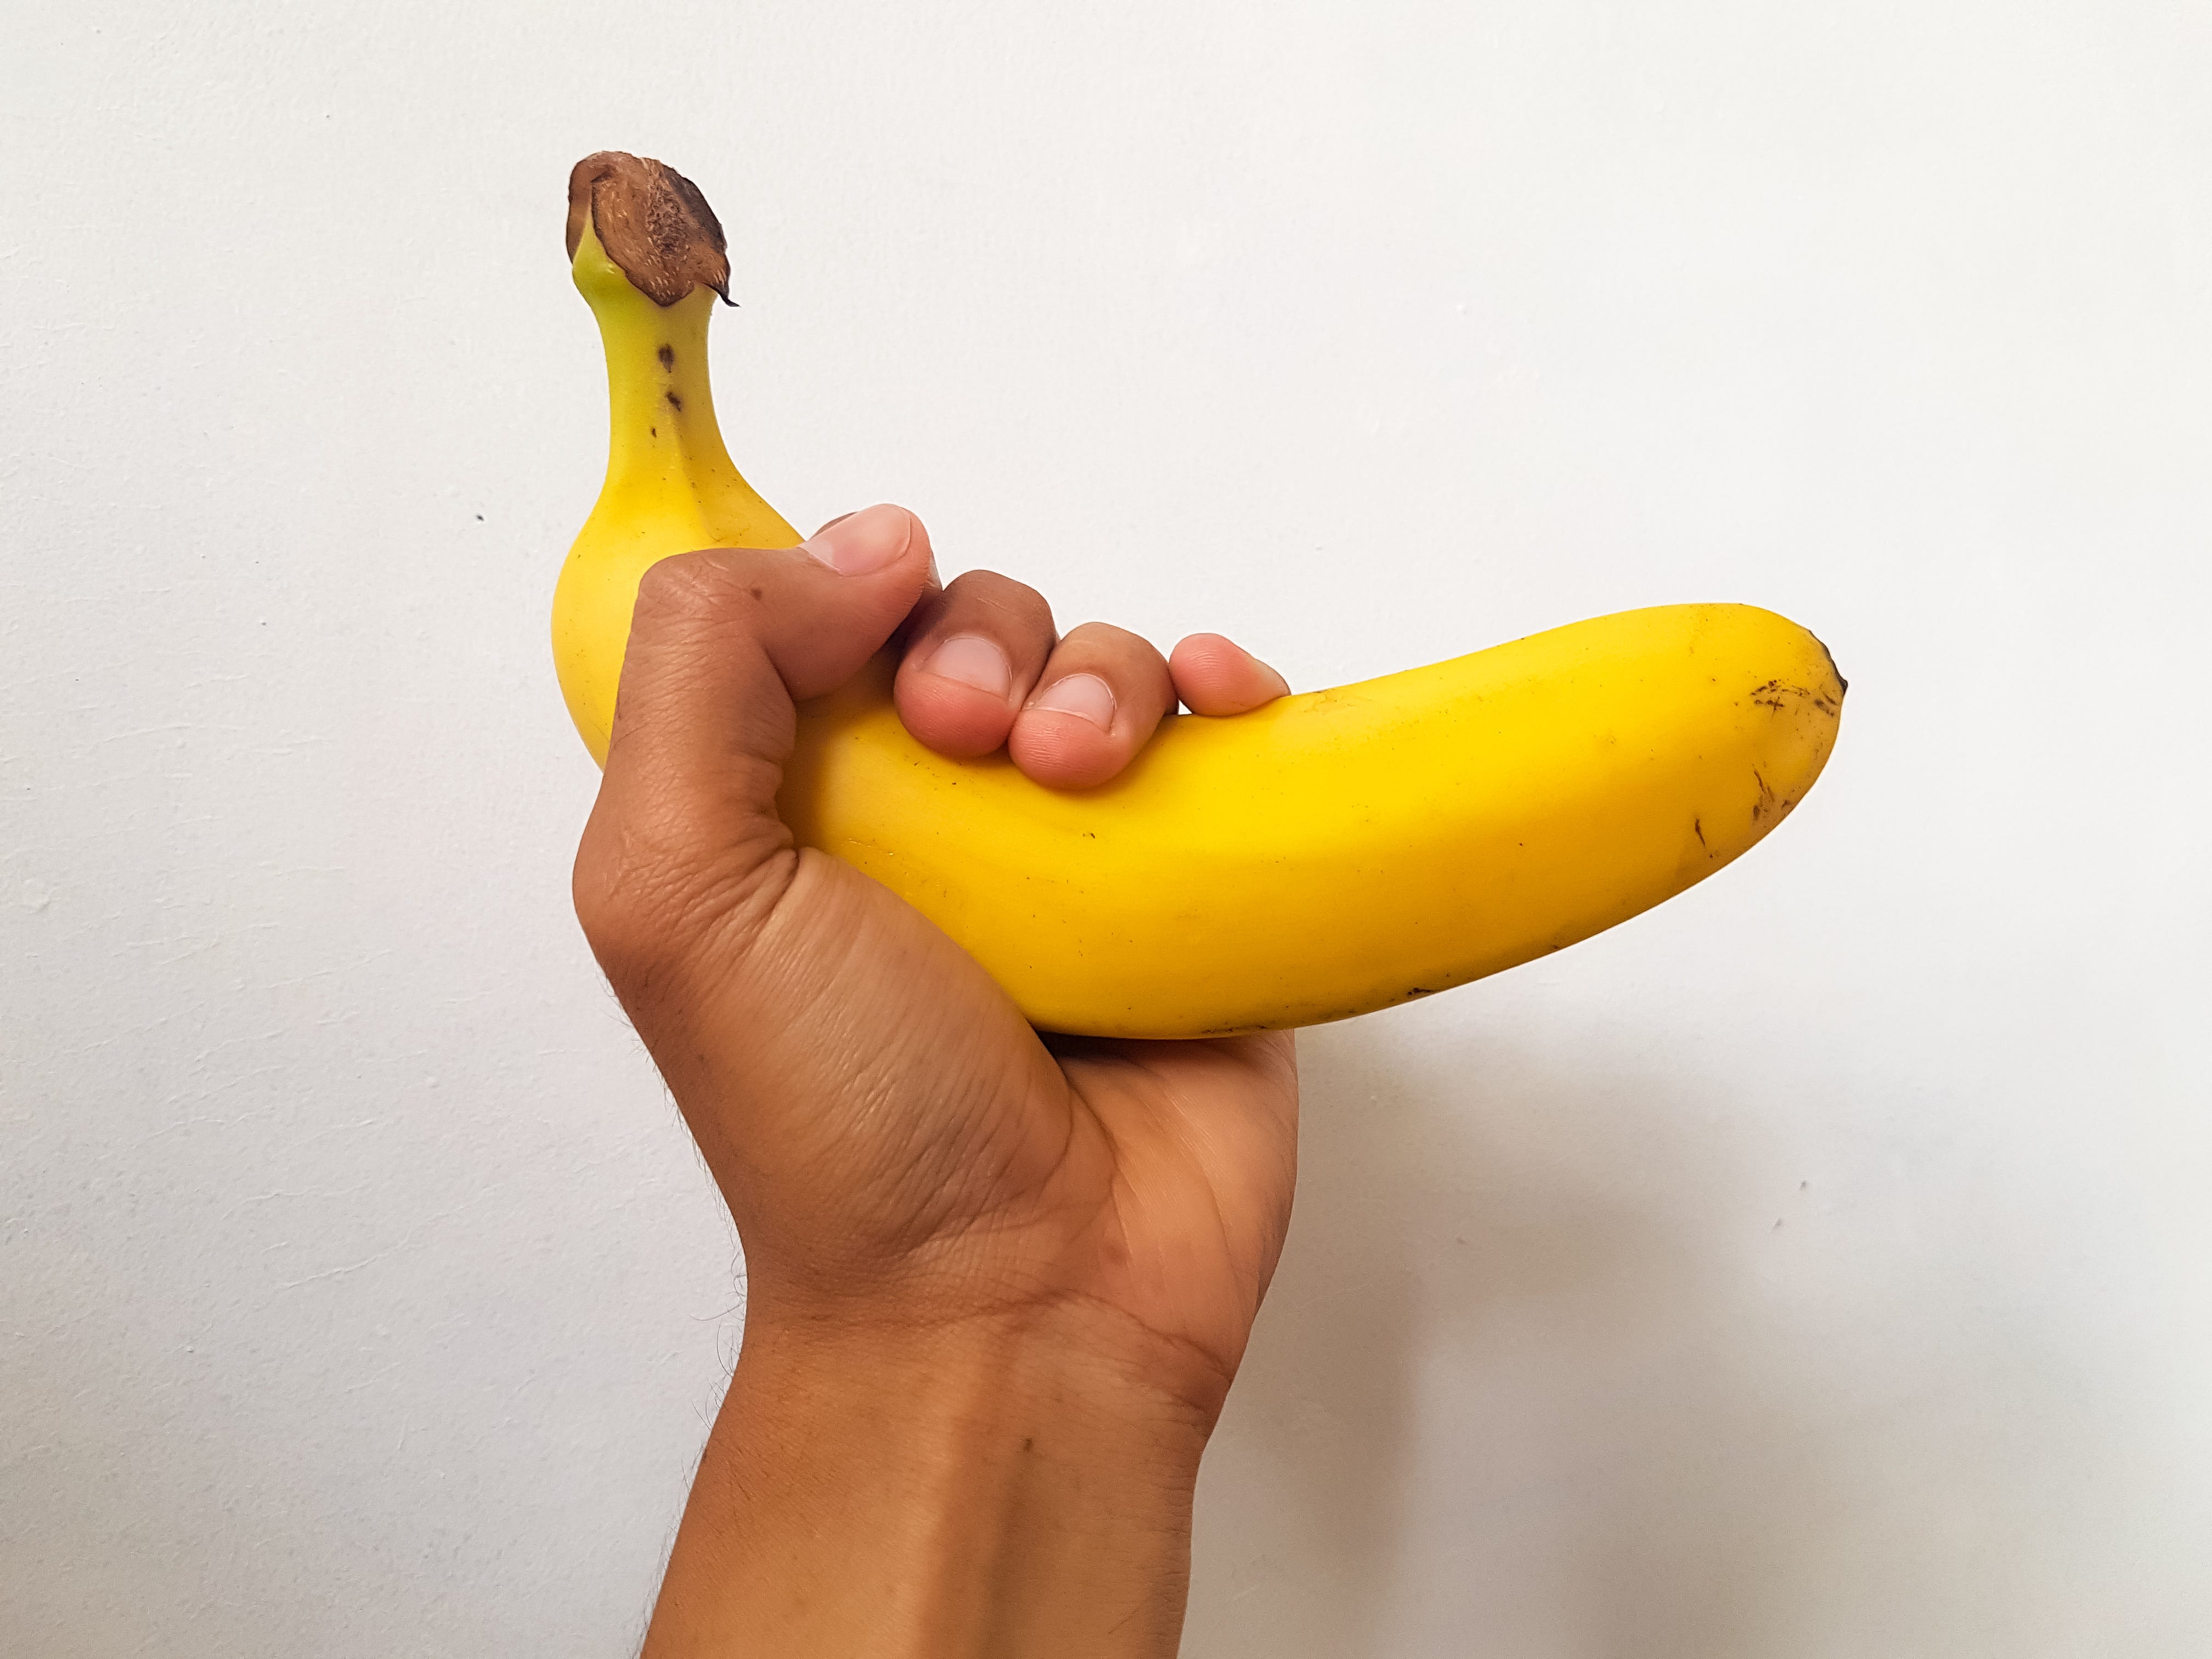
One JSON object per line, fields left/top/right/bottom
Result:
{"left": 5, "top": 2, "right": 2209, "bottom": 1654}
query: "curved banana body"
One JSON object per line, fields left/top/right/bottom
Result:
{"left": 555, "top": 158, "right": 1845, "bottom": 1037}
{"left": 786, "top": 611, "right": 1838, "bottom": 1036}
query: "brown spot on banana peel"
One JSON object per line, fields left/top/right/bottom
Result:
{"left": 1744, "top": 663, "right": 1847, "bottom": 720}
{"left": 1750, "top": 679, "right": 1843, "bottom": 715}
{"left": 1750, "top": 769, "right": 1780, "bottom": 824}
{"left": 565, "top": 151, "right": 731, "bottom": 307}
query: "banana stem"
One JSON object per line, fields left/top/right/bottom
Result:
{"left": 565, "top": 147, "right": 799, "bottom": 551}
{"left": 576, "top": 239, "right": 754, "bottom": 518}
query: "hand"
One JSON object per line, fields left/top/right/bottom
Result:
{"left": 573, "top": 505, "right": 1300, "bottom": 1657}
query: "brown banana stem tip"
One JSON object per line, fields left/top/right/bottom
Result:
{"left": 565, "top": 150, "right": 731, "bottom": 307}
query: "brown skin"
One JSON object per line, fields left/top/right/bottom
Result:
{"left": 573, "top": 505, "right": 1299, "bottom": 1657}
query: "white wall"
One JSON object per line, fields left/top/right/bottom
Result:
{"left": 5, "top": 2, "right": 2208, "bottom": 1653}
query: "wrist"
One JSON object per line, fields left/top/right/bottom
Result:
{"left": 645, "top": 1305, "right": 1214, "bottom": 1658}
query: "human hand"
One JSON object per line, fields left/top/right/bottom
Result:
{"left": 572, "top": 505, "right": 1299, "bottom": 1656}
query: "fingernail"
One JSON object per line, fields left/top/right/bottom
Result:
{"left": 799, "top": 505, "right": 907, "bottom": 575}
{"left": 926, "top": 634, "right": 1013, "bottom": 698}
{"left": 1029, "top": 673, "right": 1116, "bottom": 730}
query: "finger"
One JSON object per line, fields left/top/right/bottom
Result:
{"left": 1009, "top": 622, "right": 1175, "bottom": 789}
{"left": 820, "top": 510, "right": 942, "bottom": 596}
{"left": 603, "top": 504, "right": 932, "bottom": 786}
{"left": 891, "top": 571, "right": 1058, "bottom": 758}
{"left": 1167, "top": 633, "right": 1291, "bottom": 717}
{"left": 575, "top": 505, "right": 934, "bottom": 979}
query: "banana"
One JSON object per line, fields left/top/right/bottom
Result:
{"left": 555, "top": 152, "right": 1845, "bottom": 1039}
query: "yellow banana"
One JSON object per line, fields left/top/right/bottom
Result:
{"left": 555, "top": 153, "right": 1845, "bottom": 1039}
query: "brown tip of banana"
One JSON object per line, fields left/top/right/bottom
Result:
{"left": 1807, "top": 629, "right": 1848, "bottom": 698}
{"left": 565, "top": 151, "right": 731, "bottom": 307}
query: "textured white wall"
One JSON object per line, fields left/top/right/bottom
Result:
{"left": 5, "top": 2, "right": 2209, "bottom": 1654}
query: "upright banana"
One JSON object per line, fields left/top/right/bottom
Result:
{"left": 555, "top": 152, "right": 1844, "bottom": 1039}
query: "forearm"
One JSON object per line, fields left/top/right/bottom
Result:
{"left": 642, "top": 1309, "right": 1215, "bottom": 1658}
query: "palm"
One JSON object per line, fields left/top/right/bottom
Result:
{"left": 692, "top": 858, "right": 1299, "bottom": 1397}
{"left": 1042, "top": 1033, "right": 1299, "bottom": 1384}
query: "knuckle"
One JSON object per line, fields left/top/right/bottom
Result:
{"left": 572, "top": 788, "right": 798, "bottom": 1001}
{"left": 948, "top": 569, "right": 1054, "bottom": 631}
{"left": 633, "top": 548, "right": 722, "bottom": 611}
{"left": 571, "top": 809, "right": 680, "bottom": 985}
{"left": 629, "top": 550, "right": 755, "bottom": 642}
{"left": 1064, "top": 621, "right": 1170, "bottom": 684}
{"left": 571, "top": 832, "right": 647, "bottom": 984}
{"left": 1064, "top": 618, "right": 1152, "bottom": 654}
{"left": 944, "top": 568, "right": 1018, "bottom": 602}
{"left": 1169, "top": 633, "right": 1237, "bottom": 681}
{"left": 573, "top": 848, "right": 742, "bottom": 1006}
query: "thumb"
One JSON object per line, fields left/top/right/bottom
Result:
{"left": 574, "top": 504, "right": 933, "bottom": 982}
{"left": 605, "top": 504, "right": 931, "bottom": 788}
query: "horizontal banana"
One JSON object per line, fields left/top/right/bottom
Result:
{"left": 555, "top": 153, "right": 1845, "bottom": 1039}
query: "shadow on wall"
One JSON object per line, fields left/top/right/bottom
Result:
{"left": 1181, "top": 1011, "right": 1850, "bottom": 1659}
